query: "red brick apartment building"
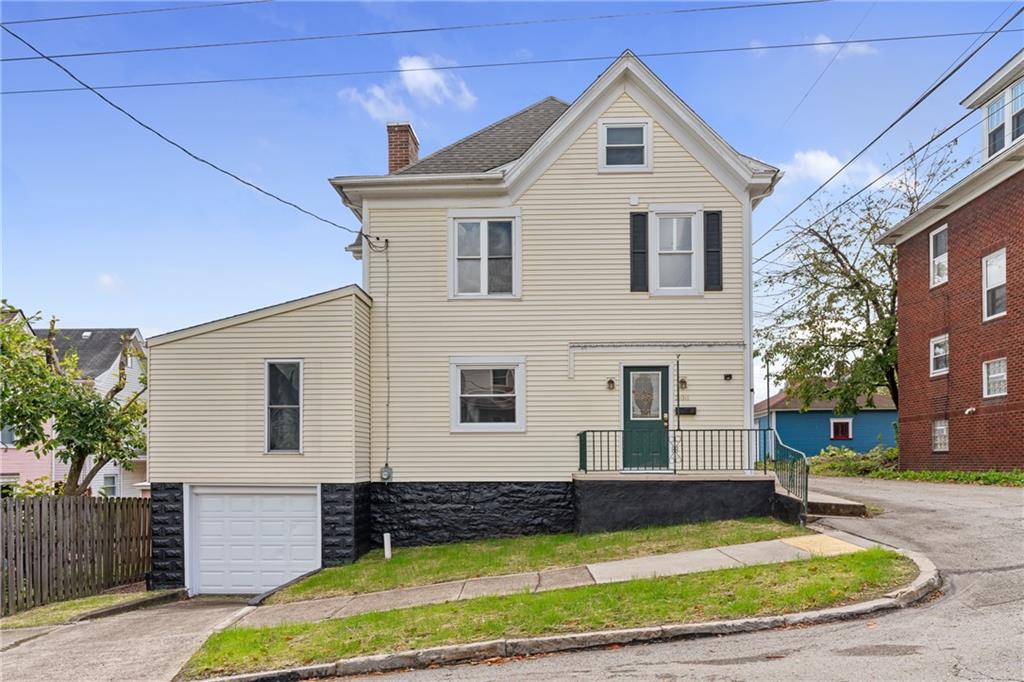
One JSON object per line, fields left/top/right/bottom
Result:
{"left": 878, "top": 50, "right": 1023, "bottom": 471}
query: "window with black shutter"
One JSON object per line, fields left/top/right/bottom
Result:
{"left": 704, "top": 211, "right": 723, "bottom": 291}
{"left": 630, "top": 212, "right": 648, "bottom": 292}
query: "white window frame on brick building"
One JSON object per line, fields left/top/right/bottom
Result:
{"left": 983, "top": 357, "right": 1008, "bottom": 398}
{"left": 929, "top": 225, "right": 948, "bottom": 288}
{"left": 931, "top": 419, "right": 949, "bottom": 453}
{"left": 982, "top": 248, "right": 1006, "bottom": 321}
{"left": 930, "top": 334, "right": 949, "bottom": 377}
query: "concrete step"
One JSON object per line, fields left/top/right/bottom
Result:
{"left": 807, "top": 492, "right": 868, "bottom": 518}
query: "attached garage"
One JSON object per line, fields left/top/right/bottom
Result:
{"left": 190, "top": 486, "right": 320, "bottom": 595}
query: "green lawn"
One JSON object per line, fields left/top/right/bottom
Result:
{"left": 0, "top": 591, "right": 166, "bottom": 629}
{"left": 182, "top": 548, "right": 914, "bottom": 679}
{"left": 271, "top": 518, "right": 809, "bottom": 603}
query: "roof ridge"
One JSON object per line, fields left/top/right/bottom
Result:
{"left": 397, "top": 96, "right": 569, "bottom": 175}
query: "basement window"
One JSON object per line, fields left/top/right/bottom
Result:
{"left": 932, "top": 420, "right": 949, "bottom": 453}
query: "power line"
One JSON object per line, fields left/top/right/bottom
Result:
{"left": 0, "top": 0, "right": 269, "bottom": 26}
{"left": 0, "top": 0, "right": 828, "bottom": 63}
{"left": 779, "top": 1, "right": 876, "bottom": 127}
{"left": 750, "top": 5, "right": 1023, "bottom": 250}
{"left": 752, "top": 106, "right": 980, "bottom": 272}
{"left": 0, "top": 26, "right": 358, "bottom": 235}
{"left": 6, "top": 27, "right": 1023, "bottom": 96}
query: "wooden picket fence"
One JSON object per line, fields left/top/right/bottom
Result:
{"left": 1, "top": 496, "right": 151, "bottom": 617}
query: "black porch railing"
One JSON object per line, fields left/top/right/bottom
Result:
{"left": 576, "top": 428, "right": 809, "bottom": 519}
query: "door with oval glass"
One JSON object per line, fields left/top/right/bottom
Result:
{"left": 622, "top": 366, "right": 670, "bottom": 469}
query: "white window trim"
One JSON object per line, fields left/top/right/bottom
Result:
{"left": 982, "top": 248, "right": 1007, "bottom": 322}
{"left": 982, "top": 357, "right": 1008, "bottom": 398}
{"left": 265, "top": 358, "right": 304, "bottom": 454}
{"left": 830, "top": 418, "right": 853, "bottom": 440}
{"left": 101, "top": 472, "right": 119, "bottom": 497}
{"left": 447, "top": 208, "right": 521, "bottom": 299}
{"left": 450, "top": 355, "right": 526, "bottom": 433}
{"left": 932, "top": 419, "right": 949, "bottom": 453}
{"left": 598, "top": 117, "right": 653, "bottom": 172}
{"left": 929, "top": 224, "right": 948, "bottom": 288}
{"left": 929, "top": 334, "right": 949, "bottom": 378}
{"left": 648, "top": 204, "right": 704, "bottom": 296}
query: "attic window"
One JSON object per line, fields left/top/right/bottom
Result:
{"left": 81, "top": 331, "right": 92, "bottom": 339}
{"left": 599, "top": 118, "right": 652, "bottom": 172}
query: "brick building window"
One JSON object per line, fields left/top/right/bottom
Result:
{"left": 932, "top": 420, "right": 949, "bottom": 453}
{"left": 983, "top": 249, "right": 1006, "bottom": 321}
{"left": 929, "top": 225, "right": 948, "bottom": 287}
{"left": 930, "top": 335, "right": 949, "bottom": 377}
{"left": 983, "top": 358, "right": 1008, "bottom": 398}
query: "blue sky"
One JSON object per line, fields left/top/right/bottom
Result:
{"left": 2, "top": 1, "right": 1021, "bottom": 397}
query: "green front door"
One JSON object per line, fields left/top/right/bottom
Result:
{"left": 622, "top": 366, "right": 670, "bottom": 469}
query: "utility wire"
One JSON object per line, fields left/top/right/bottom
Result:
{"left": 0, "top": 26, "right": 357, "bottom": 234}
{"left": 751, "top": 5, "right": 1023, "bottom": 250}
{"left": 0, "top": 0, "right": 269, "bottom": 26}
{"left": 779, "top": 1, "right": 876, "bottom": 127}
{"left": 6, "top": 27, "right": 1023, "bottom": 96}
{"left": 0, "top": 0, "right": 828, "bottom": 63}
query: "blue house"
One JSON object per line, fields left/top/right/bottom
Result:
{"left": 755, "top": 390, "right": 897, "bottom": 457}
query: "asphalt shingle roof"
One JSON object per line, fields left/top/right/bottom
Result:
{"left": 754, "top": 390, "right": 896, "bottom": 416}
{"left": 396, "top": 97, "right": 569, "bottom": 175}
{"left": 34, "top": 328, "right": 137, "bottom": 378}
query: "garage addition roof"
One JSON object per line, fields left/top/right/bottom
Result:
{"left": 147, "top": 285, "right": 371, "bottom": 347}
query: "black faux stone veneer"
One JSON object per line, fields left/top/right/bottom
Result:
{"left": 369, "top": 482, "right": 576, "bottom": 547}
{"left": 321, "top": 483, "right": 373, "bottom": 565}
{"left": 149, "top": 482, "right": 185, "bottom": 589}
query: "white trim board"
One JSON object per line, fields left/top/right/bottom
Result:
{"left": 567, "top": 341, "right": 745, "bottom": 378}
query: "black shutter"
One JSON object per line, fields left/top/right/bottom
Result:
{"left": 630, "top": 212, "right": 648, "bottom": 292}
{"left": 704, "top": 211, "right": 723, "bottom": 291}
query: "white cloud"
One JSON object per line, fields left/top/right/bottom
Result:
{"left": 780, "top": 149, "right": 881, "bottom": 186}
{"left": 397, "top": 56, "right": 476, "bottom": 110}
{"left": 96, "top": 273, "right": 120, "bottom": 292}
{"left": 339, "top": 84, "right": 410, "bottom": 123}
{"left": 813, "top": 34, "right": 877, "bottom": 59}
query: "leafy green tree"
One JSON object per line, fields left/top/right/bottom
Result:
{"left": 1, "top": 303, "right": 146, "bottom": 495}
{"left": 757, "top": 144, "right": 970, "bottom": 414}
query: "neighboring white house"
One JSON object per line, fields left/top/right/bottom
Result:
{"left": 39, "top": 328, "right": 148, "bottom": 497}
{"left": 147, "top": 51, "right": 782, "bottom": 595}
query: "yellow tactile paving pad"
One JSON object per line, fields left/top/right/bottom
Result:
{"left": 781, "top": 534, "right": 863, "bottom": 557}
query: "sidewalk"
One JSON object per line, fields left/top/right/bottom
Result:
{"left": 235, "top": 530, "right": 875, "bottom": 629}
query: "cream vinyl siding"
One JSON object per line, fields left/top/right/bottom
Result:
{"left": 364, "top": 93, "right": 747, "bottom": 482}
{"left": 149, "top": 294, "right": 370, "bottom": 484}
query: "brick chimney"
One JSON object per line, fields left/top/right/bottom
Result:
{"left": 387, "top": 122, "right": 419, "bottom": 173}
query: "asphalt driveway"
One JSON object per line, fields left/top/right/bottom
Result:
{"left": 1, "top": 597, "right": 243, "bottom": 682}
{"left": 371, "top": 477, "right": 1024, "bottom": 681}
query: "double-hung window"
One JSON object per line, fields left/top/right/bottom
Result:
{"left": 450, "top": 356, "right": 525, "bottom": 432}
{"left": 932, "top": 420, "right": 949, "bottom": 453}
{"left": 982, "top": 249, "right": 1006, "bottom": 321}
{"left": 930, "top": 335, "right": 949, "bottom": 377}
{"left": 649, "top": 205, "right": 703, "bottom": 295}
{"left": 449, "top": 210, "right": 520, "bottom": 298}
{"left": 599, "top": 118, "right": 652, "bottom": 171}
{"left": 266, "top": 360, "right": 302, "bottom": 453}
{"left": 929, "top": 225, "right": 948, "bottom": 287}
{"left": 1013, "top": 80, "right": 1024, "bottom": 142}
{"left": 983, "top": 358, "right": 1008, "bottom": 398}
{"left": 986, "top": 95, "right": 1006, "bottom": 157}
{"left": 101, "top": 474, "right": 117, "bottom": 497}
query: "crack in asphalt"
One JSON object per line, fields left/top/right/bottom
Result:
{"left": 943, "top": 564, "right": 1024, "bottom": 576}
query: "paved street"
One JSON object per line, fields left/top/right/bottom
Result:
{"left": 370, "top": 477, "right": 1024, "bottom": 681}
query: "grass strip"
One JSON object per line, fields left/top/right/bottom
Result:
{"left": 271, "top": 517, "right": 808, "bottom": 603}
{"left": 0, "top": 591, "right": 166, "bottom": 629}
{"left": 182, "top": 548, "right": 914, "bottom": 679}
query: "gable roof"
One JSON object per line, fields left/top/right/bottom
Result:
{"left": 331, "top": 51, "right": 780, "bottom": 222}
{"left": 147, "top": 285, "right": 370, "bottom": 347}
{"left": 397, "top": 97, "right": 569, "bottom": 175}
{"left": 34, "top": 328, "right": 139, "bottom": 378}
{"left": 754, "top": 390, "right": 896, "bottom": 416}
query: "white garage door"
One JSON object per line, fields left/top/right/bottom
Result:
{"left": 192, "top": 486, "right": 319, "bottom": 595}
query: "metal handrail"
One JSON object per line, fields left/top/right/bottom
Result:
{"left": 577, "top": 428, "right": 774, "bottom": 474}
{"left": 767, "top": 431, "right": 810, "bottom": 523}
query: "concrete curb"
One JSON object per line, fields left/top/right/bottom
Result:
{"left": 196, "top": 547, "right": 941, "bottom": 682}
{"left": 69, "top": 588, "right": 187, "bottom": 623}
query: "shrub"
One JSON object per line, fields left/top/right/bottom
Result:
{"left": 811, "top": 445, "right": 898, "bottom": 477}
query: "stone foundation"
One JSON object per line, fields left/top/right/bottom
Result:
{"left": 150, "top": 482, "right": 185, "bottom": 589}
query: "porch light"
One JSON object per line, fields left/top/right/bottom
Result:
{"left": 724, "top": 374, "right": 733, "bottom": 381}
{"left": 678, "top": 378, "right": 687, "bottom": 390}
{"left": 606, "top": 378, "right": 616, "bottom": 390}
